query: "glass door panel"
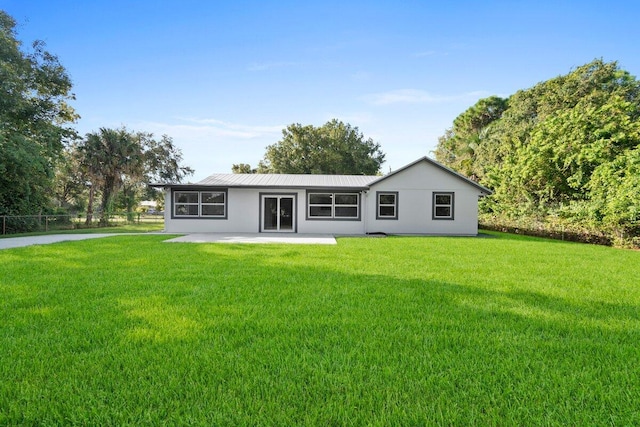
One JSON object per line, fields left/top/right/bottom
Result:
{"left": 262, "top": 195, "right": 295, "bottom": 232}
{"left": 279, "top": 197, "right": 293, "bottom": 230}
{"left": 263, "top": 197, "right": 278, "bottom": 230}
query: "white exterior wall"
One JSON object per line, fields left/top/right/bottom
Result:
{"left": 164, "top": 188, "right": 259, "bottom": 233}
{"left": 297, "top": 191, "right": 366, "bottom": 234}
{"left": 161, "top": 159, "right": 485, "bottom": 235}
{"left": 163, "top": 188, "right": 366, "bottom": 234}
{"left": 365, "top": 161, "right": 482, "bottom": 235}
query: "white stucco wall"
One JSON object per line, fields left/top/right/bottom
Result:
{"left": 164, "top": 188, "right": 258, "bottom": 233}
{"left": 365, "top": 160, "right": 483, "bottom": 235}
{"left": 163, "top": 188, "right": 366, "bottom": 234}
{"left": 161, "top": 159, "right": 486, "bottom": 235}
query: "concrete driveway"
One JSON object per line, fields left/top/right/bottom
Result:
{"left": 0, "top": 234, "right": 117, "bottom": 250}
{"left": 0, "top": 232, "right": 337, "bottom": 250}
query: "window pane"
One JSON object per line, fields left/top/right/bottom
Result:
{"left": 202, "top": 192, "right": 224, "bottom": 203}
{"left": 309, "top": 193, "right": 332, "bottom": 204}
{"left": 335, "top": 194, "right": 358, "bottom": 205}
{"left": 263, "top": 198, "right": 278, "bottom": 229}
{"left": 435, "top": 206, "right": 451, "bottom": 217}
{"left": 202, "top": 205, "right": 225, "bottom": 216}
{"left": 280, "top": 198, "right": 293, "bottom": 230}
{"left": 379, "top": 194, "right": 396, "bottom": 205}
{"left": 175, "top": 192, "right": 198, "bottom": 203}
{"left": 379, "top": 206, "right": 396, "bottom": 217}
{"left": 310, "top": 206, "right": 332, "bottom": 217}
{"left": 176, "top": 204, "right": 198, "bottom": 216}
{"left": 435, "top": 194, "right": 451, "bottom": 205}
{"left": 335, "top": 206, "right": 358, "bottom": 217}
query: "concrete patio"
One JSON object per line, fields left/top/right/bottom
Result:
{"left": 163, "top": 233, "right": 337, "bottom": 245}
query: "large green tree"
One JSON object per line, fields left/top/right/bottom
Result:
{"left": 118, "top": 133, "right": 193, "bottom": 220}
{"left": 0, "top": 10, "right": 78, "bottom": 216}
{"left": 77, "top": 128, "right": 143, "bottom": 224}
{"left": 435, "top": 59, "right": 640, "bottom": 246}
{"left": 73, "top": 128, "right": 193, "bottom": 224}
{"left": 231, "top": 163, "right": 256, "bottom": 174}
{"left": 588, "top": 146, "right": 640, "bottom": 238}
{"left": 235, "top": 119, "right": 385, "bottom": 175}
{"left": 52, "top": 146, "right": 87, "bottom": 212}
{"left": 485, "top": 60, "right": 640, "bottom": 216}
{"left": 434, "top": 96, "right": 507, "bottom": 180}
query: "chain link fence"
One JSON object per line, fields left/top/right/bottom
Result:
{"left": 1, "top": 213, "right": 164, "bottom": 235}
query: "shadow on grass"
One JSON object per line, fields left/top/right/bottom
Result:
{"left": 2, "top": 235, "right": 639, "bottom": 425}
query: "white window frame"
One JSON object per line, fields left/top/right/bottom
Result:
{"left": 173, "top": 191, "right": 200, "bottom": 217}
{"left": 307, "top": 191, "right": 360, "bottom": 220}
{"left": 173, "top": 189, "right": 227, "bottom": 219}
{"left": 334, "top": 193, "right": 359, "bottom": 218}
{"left": 308, "top": 193, "right": 334, "bottom": 218}
{"left": 376, "top": 191, "right": 398, "bottom": 220}
{"left": 432, "top": 192, "right": 454, "bottom": 220}
{"left": 201, "top": 191, "right": 226, "bottom": 217}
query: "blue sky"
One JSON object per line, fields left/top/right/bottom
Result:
{"left": 3, "top": 1, "right": 640, "bottom": 181}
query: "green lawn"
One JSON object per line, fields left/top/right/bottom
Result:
{"left": 0, "top": 221, "right": 164, "bottom": 238}
{"left": 1, "top": 232, "right": 639, "bottom": 425}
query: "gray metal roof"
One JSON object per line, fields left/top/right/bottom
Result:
{"left": 195, "top": 173, "right": 379, "bottom": 189}
{"left": 151, "top": 157, "right": 492, "bottom": 194}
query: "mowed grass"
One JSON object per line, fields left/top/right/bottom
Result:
{"left": 1, "top": 232, "right": 639, "bottom": 425}
{"left": 0, "top": 221, "right": 164, "bottom": 238}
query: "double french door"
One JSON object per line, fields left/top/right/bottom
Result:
{"left": 261, "top": 195, "right": 295, "bottom": 232}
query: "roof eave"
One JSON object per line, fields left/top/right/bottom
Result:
{"left": 150, "top": 183, "right": 371, "bottom": 191}
{"left": 370, "top": 156, "right": 493, "bottom": 195}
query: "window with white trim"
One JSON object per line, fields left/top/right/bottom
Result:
{"left": 174, "top": 190, "right": 227, "bottom": 218}
{"left": 376, "top": 192, "right": 398, "bottom": 220}
{"left": 201, "top": 192, "right": 226, "bottom": 216}
{"left": 308, "top": 192, "right": 359, "bottom": 219}
{"left": 308, "top": 193, "right": 333, "bottom": 217}
{"left": 174, "top": 191, "right": 199, "bottom": 216}
{"left": 433, "top": 192, "right": 454, "bottom": 220}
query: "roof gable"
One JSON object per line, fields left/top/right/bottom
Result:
{"left": 369, "top": 157, "right": 492, "bottom": 194}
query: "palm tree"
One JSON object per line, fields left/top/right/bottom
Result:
{"left": 77, "top": 128, "right": 193, "bottom": 226}
{"left": 78, "top": 128, "right": 144, "bottom": 225}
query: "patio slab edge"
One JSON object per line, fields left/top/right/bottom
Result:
{"left": 164, "top": 233, "right": 337, "bottom": 245}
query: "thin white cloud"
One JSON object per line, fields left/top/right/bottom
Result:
{"left": 136, "top": 118, "right": 284, "bottom": 141}
{"left": 363, "top": 89, "right": 491, "bottom": 106}
{"left": 413, "top": 50, "right": 437, "bottom": 57}
{"left": 247, "top": 61, "right": 303, "bottom": 71}
{"left": 180, "top": 118, "right": 284, "bottom": 135}
{"left": 129, "top": 118, "right": 286, "bottom": 179}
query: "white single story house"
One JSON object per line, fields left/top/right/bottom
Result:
{"left": 152, "top": 157, "right": 492, "bottom": 236}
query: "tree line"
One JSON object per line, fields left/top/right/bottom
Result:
{"left": 0, "top": 10, "right": 192, "bottom": 229}
{"left": 435, "top": 59, "right": 640, "bottom": 247}
{"left": 1, "top": 9, "right": 386, "bottom": 232}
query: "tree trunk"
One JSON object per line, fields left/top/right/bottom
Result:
{"left": 100, "top": 178, "right": 115, "bottom": 226}
{"left": 126, "top": 199, "right": 136, "bottom": 222}
{"left": 122, "top": 183, "right": 136, "bottom": 222}
{"left": 85, "top": 185, "right": 94, "bottom": 226}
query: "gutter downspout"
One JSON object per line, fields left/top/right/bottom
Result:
{"left": 362, "top": 189, "right": 369, "bottom": 234}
